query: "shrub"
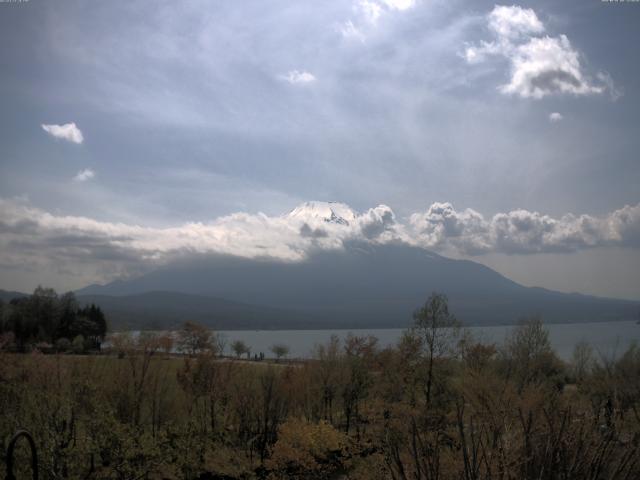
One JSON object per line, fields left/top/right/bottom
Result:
{"left": 72, "top": 334, "right": 85, "bottom": 354}
{"left": 267, "top": 419, "right": 348, "bottom": 479}
{"left": 55, "top": 337, "right": 71, "bottom": 353}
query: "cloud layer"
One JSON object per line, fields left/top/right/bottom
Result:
{"left": 409, "top": 202, "right": 640, "bottom": 255}
{"left": 1, "top": 199, "right": 639, "bottom": 285}
{"left": 41, "top": 122, "right": 84, "bottom": 144}
{"left": 465, "top": 5, "right": 613, "bottom": 99}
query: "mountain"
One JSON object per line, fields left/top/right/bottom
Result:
{"left": 287, "top": 201, "right": 357, "bottom": 226}
{"left": 0, "top": 289, "right": 28, "bottom": 302}
{"left": 75, "top": 291, "right": 328, "bottom": 331}
{"left": 77, "top": 242, "right": 639, "bottom": 329}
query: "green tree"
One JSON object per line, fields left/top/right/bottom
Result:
{"left": 57, "top": 291, "right": 78, "bottom": 340}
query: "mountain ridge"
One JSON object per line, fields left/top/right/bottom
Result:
{"left": 74, "top": 242, "right": 639, "bottom": 328}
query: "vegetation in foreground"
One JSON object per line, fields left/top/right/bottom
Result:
{"left": 0, "top": 293, "right": 639, "bottom": 479}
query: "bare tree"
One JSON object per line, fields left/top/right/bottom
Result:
{"left": 571, "top": 340, "right": 594, "bottom": 381}
{"left": 503, "top": 317, "right": 561, "bottom": 390}
{"left": 412, "top": 292, "right": 460, "bottom": 405}
{"left": 313, "top": 335, "right": 342, "bottom": 422}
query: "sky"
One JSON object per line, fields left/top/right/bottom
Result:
{"left": 0, "top": 0, "right": 639, "bottom": 299}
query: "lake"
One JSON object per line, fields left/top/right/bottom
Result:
{"left": 215, "top": 320, "right": 640, "bottom": 361}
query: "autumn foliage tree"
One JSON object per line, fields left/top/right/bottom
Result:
{"left": 177, "top": 321, "right": 213, "bottom": 356}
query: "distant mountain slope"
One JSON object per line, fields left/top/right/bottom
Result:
{"left": 76, "top": 291, "right": 325, "bottom": 330}
{"left": 77, "top": 242, "right": 639, "bottom": 328}
{"left": 0, "top": 289, "right": 28, "bottom": 302}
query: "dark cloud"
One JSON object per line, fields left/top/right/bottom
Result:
{"left": 300, "top": 223, "right": 329, "bottom": 239}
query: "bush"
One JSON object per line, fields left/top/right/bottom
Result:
{"left": 35, "top": 342, "right": 54, "bottom": 354}
{"left": 55, "top": 337, "right": 71, "bottom": 353}
{"left": 267, "top": 419, "right": 348, "bottom": 478}
{"left": 71, "top": 334, "right": 85, "bottom": 354}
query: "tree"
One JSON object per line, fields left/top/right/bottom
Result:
{"left": 30, "top": 286, "right": 58, "bottom": 340}
{"left": 0, "top": 289, "right": 108, "bottom": 350}
{"left": 502, "top": 316, "right": 562, "bottom": 390}
{"left": 571, "top": 340, "right": 594, "bottom": 381}
{"left": 231, "top": 339, "right": 250, "bottom": 359}
{"left": 342, "top": 334, "right": 376, "bottom": 435}
{"left": 412, "top": 292, "right": 460, "bottom": 404}
{"left": 313, "top": 335, "right": 342, "bottom": 423}
{"left": 110, "top": 331, "right": 134, "bottom": 358}
{"left": 270, "top": 343, "right": 290, "bottom": 362}
{"left": 158, "top": 333, "right": 174, "bottom": 356}
{"left": 55, "top": 337, "right": 71, "bottom": 353}
{"left": 177, "top": 321, "right": 213, "bottom": 356}
{"left": 267, "top": 419, "right": 347, "bottom": 478}
{"left": 130, "top": 332, "right": 163, "bottom": 425}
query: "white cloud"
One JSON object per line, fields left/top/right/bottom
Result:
{"left": 342, "top": 0, "right": 417, "bottom": 39}
{"left": 465, "top": 5, "right": 613, "bottom": 99}
{"left": 501, "top": 35, "right": 603, "bottom": 98}
{"left": 358, "top": 0, "right": 384, "bottom": 25}
{"left": 409, "top": 203, "right": 491, "bottom": 254}
{"left": 381, "top": 0, "right": 416, "bottom": 12}
{"left": 282, "top": 70, "right": 316, "bottom": 85}
{"left": 464, "top": 41, "right": 503, "bottom": 64}
{"left": 73, "top": 169, "right": 95, "bottom": 182}
{"left": 549, "top": 112, "right": 563, "bottom": 122}
{"left": 41, "top": 122, "right": 84, "bottom": 144}
{"left": 409, "top": 202, "right": 640, "bottom": 255}
{"left": 597, "top": 71, "right": 624, "bottom": 101}
{"left": 0, "top": 200, "right": 408, "bottom": 282}
{"left": 2, "top": 198, "right": 640, "bottom": 287}
{"left": 488, "top": 5, "right": 544, "bottom": 39}
{"left": 339, "top": 20, "right": 366, "bottom": 42}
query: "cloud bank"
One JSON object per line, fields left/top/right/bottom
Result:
{"left": 1, "top": 199, "right": 639, "bottom": 284}
{"left": 409, "top": 202, "right": 640, "bottom": 255}
{"left": 465, "top": 5, "right": 614, "bottom": 99}
{"left": 41, "top": 122, "right": 84, "bottom": 144}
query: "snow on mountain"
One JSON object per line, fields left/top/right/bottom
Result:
{"left": 286, "top": 201, "right": 357, "bottom": 226}
{"left": 285, "top": 201, "right": 405, "bottom": 246}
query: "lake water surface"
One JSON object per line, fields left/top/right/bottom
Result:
{"left": 216, "top": 320, "right": 640, "bottom": 361}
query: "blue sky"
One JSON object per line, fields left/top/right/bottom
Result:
{"left": 0, "top": 0, "right": 639, "bottom": 299}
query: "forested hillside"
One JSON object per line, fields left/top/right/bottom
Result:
{"left": 0, "top": 286, "right": 107, "bottom": 352}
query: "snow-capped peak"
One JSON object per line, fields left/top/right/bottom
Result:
{"left": 286, "top": 201, "right": 357, "bottom": 226}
